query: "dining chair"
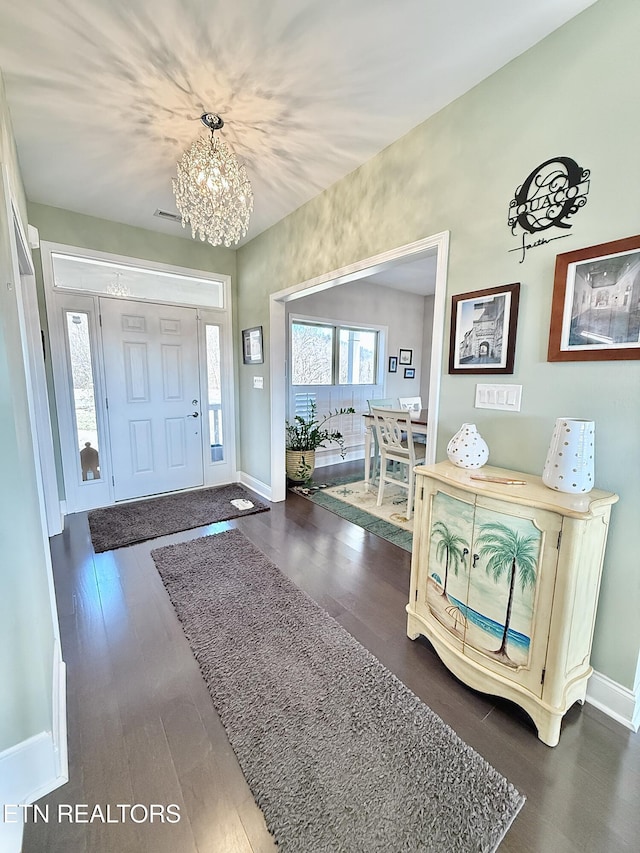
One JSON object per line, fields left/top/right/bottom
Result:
{"left": 367, "top": 398, "right": 396, "bottom": 412}
{"left": 398, "top": 396, "right": 422, "bottom": 413}
{"left": 398, "top": 396, "right": 426, "bottom": 443}
{"left": 366, "top": 398, "right": 397, "bottom": 481}
{"left": 370, "top": 407, "right": 426, "bottom": 520}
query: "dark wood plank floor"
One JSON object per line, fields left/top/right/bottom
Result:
{"left": 23, "top": 463, "right": 640, "bottom": 852}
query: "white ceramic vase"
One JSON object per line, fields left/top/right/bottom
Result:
{"left": 446, "top": 423, "right": 489, "bottom": 469}
{"left": 541, "top": 418, "right": 595, "bottom": 494}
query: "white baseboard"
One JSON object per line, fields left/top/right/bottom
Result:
{"left": 0, "top": 645, "right": 68, "bottom": 853}
{"left": 316, "top": 445, "right": 365, "bottom": 468}
{"left": 238, "top": 471, "right": 273, "bottom": 502}
{"left": 586, "top": 669, "right": 639, "bottom": 732}
{"left": 0, "top": 732, "right": 64, "bottom": 853}
{"left": 52, "top": 641, "right": 68, "bottom": 782}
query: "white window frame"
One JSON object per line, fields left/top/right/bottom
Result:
{"left": 288, "top": 313, "right": 386, "bottom": 466}
{"left": 198, "top": 309, "right": 237, "bottom": 479}
{"left": 289, "top": 315, "right": 385, "bottom": 389}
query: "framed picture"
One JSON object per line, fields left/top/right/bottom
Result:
{"left": 399, "top": 348, "right": 413, "bottom": 365}
{"left": 388, "top": 356, "right": 398, "bottom": 373}
{"left": 449, "top": 283, "right": 520, "bottom": 375}
{"left": 548, "top": 235, "right": 640, "bottom": 362}
{"left": 404, "top": 367, "right": 415, "bottom": 379}
{"left": 242, "top": 326, "right": 264, "bottom": 364}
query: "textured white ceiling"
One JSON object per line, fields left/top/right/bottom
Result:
{"left": 0, "top": 0, "right": 595, "bottom": 245}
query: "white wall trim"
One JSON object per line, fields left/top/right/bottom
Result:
{"left": 0, "top": 644, "right": 69, "bottom": 852}
{"left": 238, "top": 470, "right": 272, "bottom": 501}
{"left": 586, "top": 669, "right": 639, "bottom": 732}
{"left": 0, "top": 733, "right": 61, "bottom": 853}
{"left": 2, "top": 171, "right": 62, "bottom": 537}
{"left": 27, "top": 223, "right": 40, "bottom": 249}
{"left": 269, "top": 233, "right": 450, "bottom": 502}
{"left": 51, "top": 641, "right": 68, "bottom": 781}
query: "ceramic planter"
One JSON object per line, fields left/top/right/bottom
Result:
{"left": 285, "top": 449, "right": 316, "bottom": 483}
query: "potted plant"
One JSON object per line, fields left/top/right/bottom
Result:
{"left": 285, "top": 401, "right": 356, "bottom": 482}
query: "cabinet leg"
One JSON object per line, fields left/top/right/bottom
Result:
{"left": 406, "top": 612, "right": 421, "bottom": 641}
{"left": 535, "top": 712, "right": 563, "bottom": 747}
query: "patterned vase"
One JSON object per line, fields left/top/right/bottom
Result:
{"left": 446, "top": 423, "right": 489, "bottom": 469}
{"left": 542, "top": 418, "right": 595, "bottom": 494}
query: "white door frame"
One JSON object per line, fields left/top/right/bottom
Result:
{"left": 269, "top": 232, "right": 450, "bottom": 502}
{"left": 2, "top": 177, "right": 62, "bottom": 534}
{"left": 41, "top": 241, "right": 235, "bottom": 512}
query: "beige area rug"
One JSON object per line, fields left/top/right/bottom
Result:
{"left": 293, "top": 477, "right": 414, "bottom": 551}
{"left": 322, "top": 479, "right": 415, "bottom": 531}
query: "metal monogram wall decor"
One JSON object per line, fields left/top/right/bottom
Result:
{"left": 508, "top": 156, "right": 590, "bottom": 263}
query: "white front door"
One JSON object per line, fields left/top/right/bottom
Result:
{"left": 100, "top": 298, "right": 204, "bottom": 501}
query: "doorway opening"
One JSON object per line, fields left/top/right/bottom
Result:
{"left": 269, "top": 233, "right": 450, "bottom": 501}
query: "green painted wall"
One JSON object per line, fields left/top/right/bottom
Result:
{"left": 27, "top": 202, "right": 237, "bottom": 496}
{"left": 28, "top": 202, "right": 236, "bottom": 278}
{"left": 237, "top": 0, "right": 640, "bottom": 689}
{"left": 0, "top": 74, "right": 55, "bottom": 750}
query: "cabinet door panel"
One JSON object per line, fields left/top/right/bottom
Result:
{"left": 464, "top": 498, "right": 562, "bottom": 696}
{"left": 421, "top": 487, "right": 474, "bottom": 651}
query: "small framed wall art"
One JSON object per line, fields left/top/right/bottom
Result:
{"left": 388, "top": 356, "right": 398, "bottom": 373}
{"left": 242, "top": 326, "right": 264, "bottom": 364}
{"left": 548, "top": 234, "right": 640, "bottom": 361}
{"left": 449, "top": 283, "right": 520, "bottom": 375}
{"left": 399, "top": 348, "right": 413, "bottom": 365}
{"left": 404, "top": 367, "right": 416, "bottom": 379}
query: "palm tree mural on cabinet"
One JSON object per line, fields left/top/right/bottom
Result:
{"left": 408, "top": 463, "right": 617, "bottom": 745}
{"left": 426, "top": 492, "right": 542, "bottom": 669}
{"left": 475, "top": 522, "right": 538, "bottom": 663}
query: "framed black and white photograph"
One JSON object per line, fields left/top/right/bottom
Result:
{"left": 449, "top": 283, "right": 520, "bottom": 375}
{"left": 404, "top": 367, "right": 415, "bottom": 379}
{"left": 388, "top": 356, "right": 398, "bottom": 373}
{"left": 399, "top": 348, "right": 413, "bottom": 365}
{"left": 548, "top": 235, "right": 640, "bottom": 362}
{"left": 242, "top": 326, "right": 264, "bottom": 364}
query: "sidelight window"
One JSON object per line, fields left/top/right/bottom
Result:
{"left": 65, "top": 311, "right": 102, "bottom": 482}
{"left": 205, "top": 324, "right": 224, "bottom": 462}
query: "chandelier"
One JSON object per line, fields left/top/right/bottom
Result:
{"left": 172, "top": 113, "right": 253, "bottom": 248}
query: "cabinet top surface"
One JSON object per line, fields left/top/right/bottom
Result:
{"left": 416, "top": 461, "right": 618, "bottom": 518}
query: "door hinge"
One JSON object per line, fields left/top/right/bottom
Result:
{"left": 415, "top": 589, "right": 418, "bottom": 602}
{"left": 99, "top": 313, "right": 102, "bottom": 327}
{"left": 111, "top": 476, "right": 115, "bottom": 487}
{"left": 105, "top": 396, "right": 109, "bottom": 410}
{"left": 557, "top": 529, "right": 562, "bottom": 550}
{"left": 541, "top": 668, "right": 546, "bottom": 686}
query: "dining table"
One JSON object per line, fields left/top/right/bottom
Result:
{"left": 362, "top": 409, "right": 428, "bottom": 492}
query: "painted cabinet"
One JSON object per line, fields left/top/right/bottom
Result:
{"left": 406, "top": 461, "right": 618, "bottom": 746}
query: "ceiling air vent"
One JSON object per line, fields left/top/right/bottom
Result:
{"left": 153, "top": 208, "right": 182, "bottom": 224}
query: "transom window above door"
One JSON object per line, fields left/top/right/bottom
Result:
{"left": 51, "top": 251, "right": 225, "bottom": 308}
{"left": 291, "top": 320, "right": 379, "bottom": 386}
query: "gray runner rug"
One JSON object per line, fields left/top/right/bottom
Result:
{"left": 151, "top": 529, "right": 525, "bottom": 853}
{"left": 88, "top": 484, "right": 269, "bottom": 552}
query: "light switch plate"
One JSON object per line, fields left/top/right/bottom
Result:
{"left": 475, "top": 383, "right": 522, "bottom": 412}
{"left": 253, "top": 376, "right": 264, "bottom": 389}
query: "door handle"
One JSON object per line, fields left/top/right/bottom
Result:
{"left": 190, "top": 411, "right": 200, "bottom": 418}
